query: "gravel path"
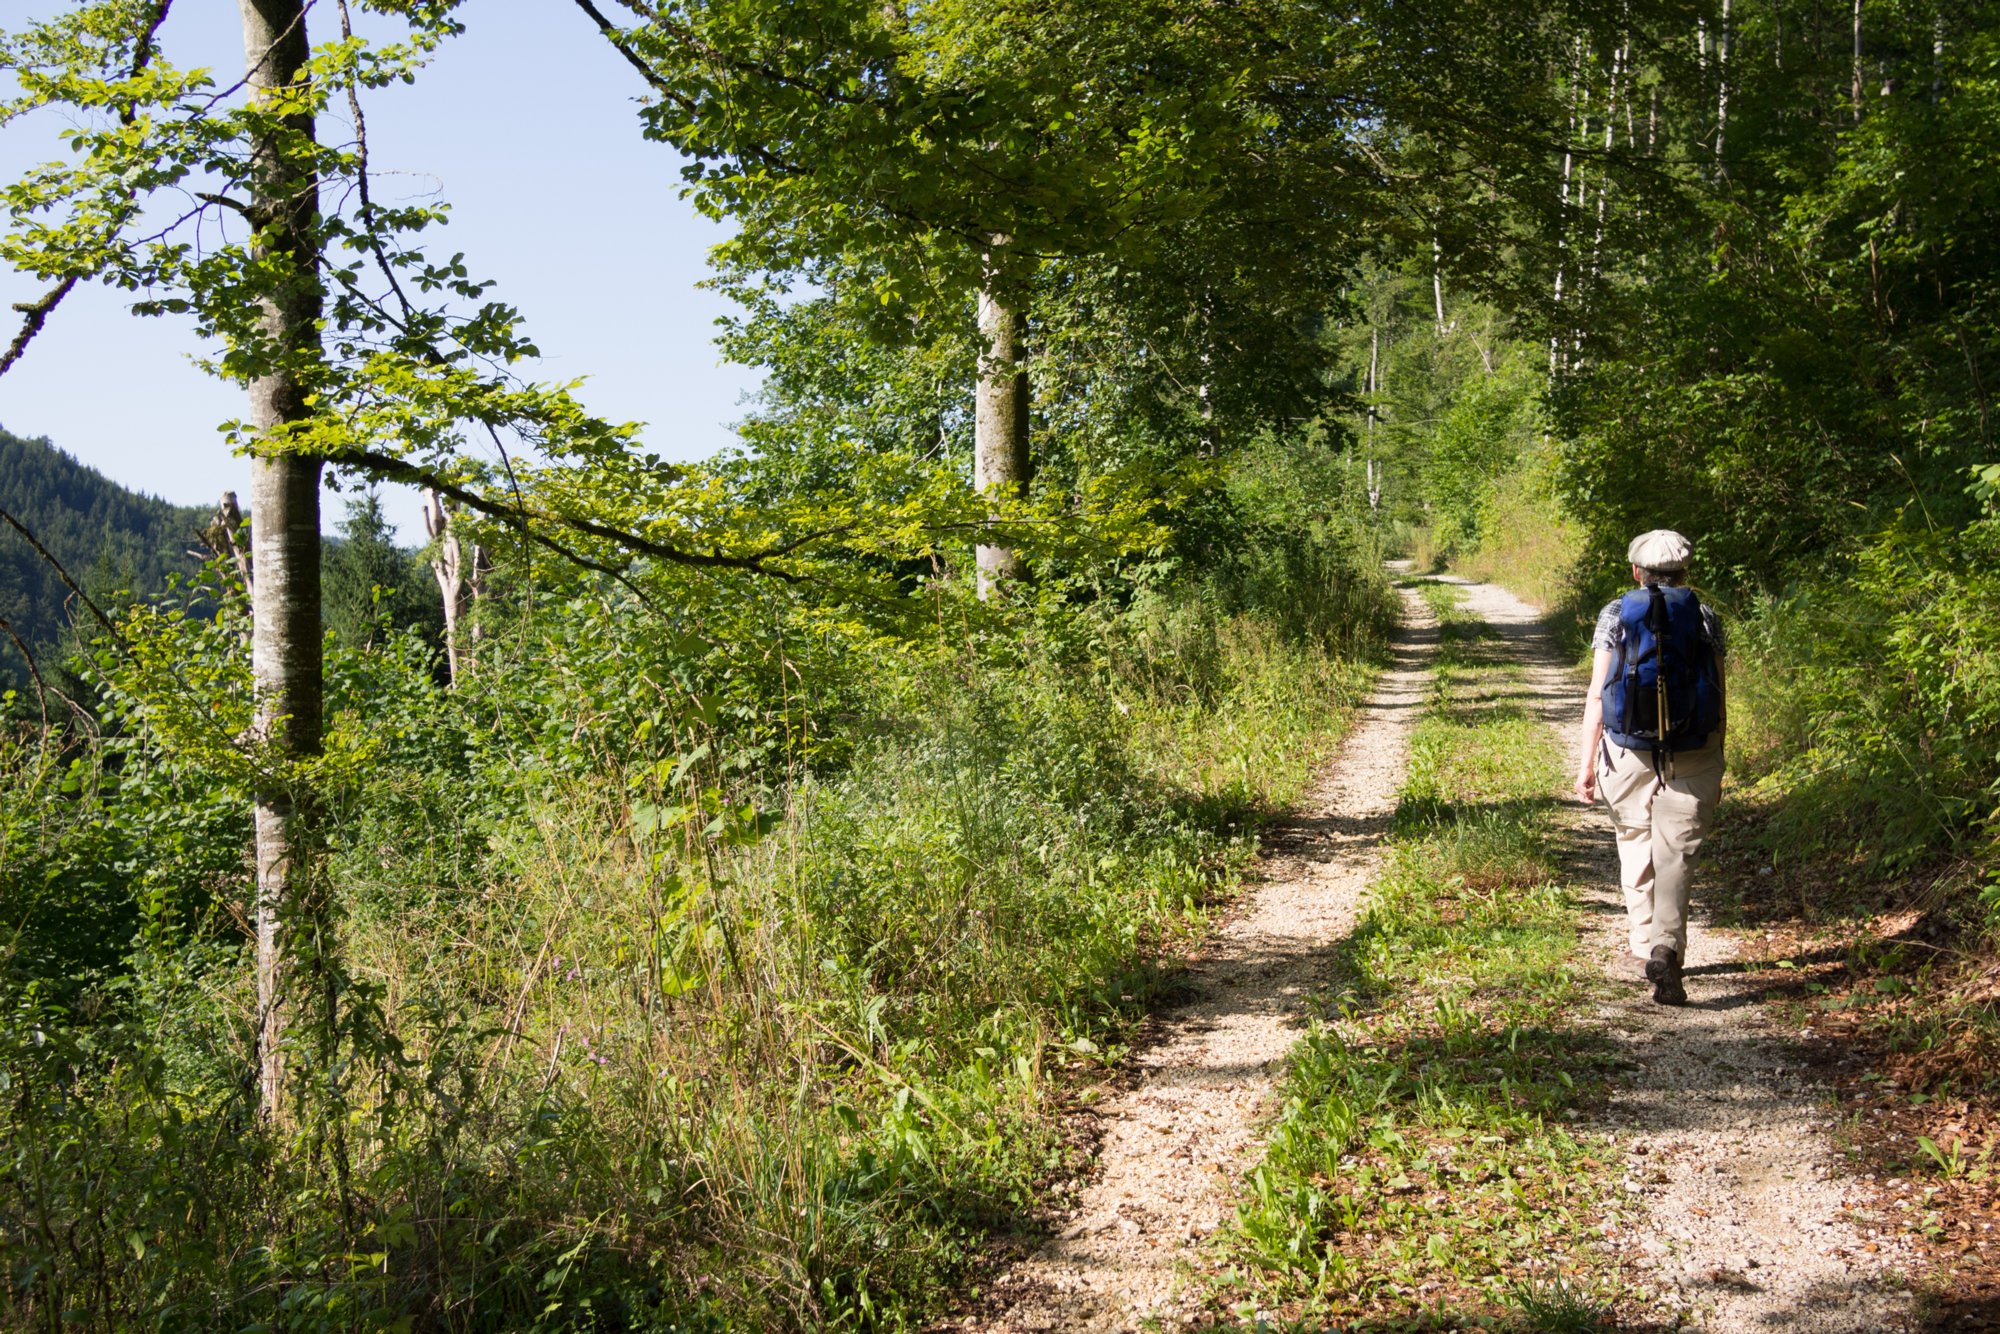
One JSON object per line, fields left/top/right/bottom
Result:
{"left": 1443, "top": 575, "right": 1917, "bottom": 1334}
{"left": 969, "top": 580, "right": 1440, "bottom": 1333}
{"left": 970, "top": 575, "right": 1915, "bottom": 1334}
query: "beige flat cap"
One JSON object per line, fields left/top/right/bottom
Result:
{"left": 1628, "top": 529, "right": 1691, "bottom": 570}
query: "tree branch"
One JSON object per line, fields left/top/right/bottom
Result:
{"left": 569, "top": 0, "right": 818, "bottom": 178}
{"left": 0, "top": 276, "right": 80, "bottom": 380}
{"left": 0, "top": 506, "right": 131, "bottom": 655}
{"left": 338, "top": 448, "right": 850, "bottom": 582}
{"left": 196, "top": 190, "right": 261, "bottom": 220}
{"left": 0, "top": 616, "right": 50, "bottom": 728}
{"left": 572, "top": 0, "right": 682, "bottom": 99}
{"left": 0, "top": 0, "right": 176, "bottom": 381}
{"left": 336, "top": 0, "right": 419, "bottom": 323}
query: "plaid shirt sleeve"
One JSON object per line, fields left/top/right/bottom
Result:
{"left": 1592, "top": 600, "right": 1623, "bottom": 653}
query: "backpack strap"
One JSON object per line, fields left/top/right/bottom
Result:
{"left": 1648, "top": 583, "right": 1671, "bottom": 744}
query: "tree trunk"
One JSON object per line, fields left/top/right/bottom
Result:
{"left": 422, "top": 488, "right": 474, "bottom": 684}
{"left": 1716, "top": 0, "right": 1732, "bottom": 174}
{"left": 1365, "top": 325, "right": 1382, "bottom": 509}
{"left": 1624, "top": 55, "right": 1637, "bottom": 149}
{"left": 240, "top": 0, "right": 325, "bottom": 1125}
{"left": 973, "top": 260, "right": 1030, "bottom": 599}
{"left": 1551, "top": 36, "right": 1584, "bottom": 375}
{"left": 1590, "top": 41, "right": 1624, "bottom": 291}
{"left": 202, "top": 490, "right": 255, "bottom": 648}
{"left": 1932, "top": 14, "right": 1945, "bottom": 102}
{"left": 467, "top": 541, "right": 491, "bottom": 664}
{"left": 1196, "top": 293, "right": 1216, "bottom": 456}
{"left": 1432, "top": 230, "right": 1449, "bottom": 335}
{"left": 1852, "top": 0, "right": 1865, "bottom": 122}
{"left": 1365, "top": 324, "right": 1378, "bottom": 451}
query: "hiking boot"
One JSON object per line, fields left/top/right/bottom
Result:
{"left": 1646, "top": 945, "right": 1687, "bottom": 1006}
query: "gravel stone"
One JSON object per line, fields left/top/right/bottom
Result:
{"left": 1444, "top": 575, "right": 1918, "bottom": 1334}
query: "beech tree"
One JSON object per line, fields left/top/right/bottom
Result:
{"left": 1, "top": 0, "right": 872, "bottom": 1120}
{"left": 573, "top": 0, "right": 1643, "bottom": 595}
{"left": 574, "top": 0, "right": 1259, "bottom": 592}
{"left": 235, "top": 0, "right": 324, "bottom": 1118}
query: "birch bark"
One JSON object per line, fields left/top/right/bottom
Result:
{"left": 1716, "top": 0, "right": 1733, "bottom": 173}
{"left": 1432, "top": 231, "right": 1450, "bottom": 336}
{"left": 1853, "top": 0, "right": 1865, "bottom": 121}
{"left": 1365, "top": 326, "right": 1382, "bottom": 509}
{"left": 1590, "top": 40, "right": 1625, "bottom": 290}
{"left": 1551, "top": 36, "right": 1585, "bottom": 375}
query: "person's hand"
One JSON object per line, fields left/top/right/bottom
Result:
{"left": 1573, "top": 767, "right": 1597, "bottom": 804}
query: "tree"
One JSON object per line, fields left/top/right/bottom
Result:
{"left": 323, "top": 489, "right": 437, "bottom": 651}
{"left": 1, "top": 0, "right": 796, "bottom": 1120}
{"left": 1538, "top": 0, "right": 2000, "bottom": 584}
{"left": 577, "top": 0, "right": 1651, "bottom": 597}
{"left": 420, "top": 487, "right": 485, "bottom": 683}
{"left": 6, "top": 1, "right": 1063, "bottom": 1122}
{"left": 0, "top": 428, "right": 207, "bottom": 691}
{"left": 235, "top": 0, "right": 327, "bottom": 1121}
{"left": 574, "top": 0, "right": 1264, "bottom": 592}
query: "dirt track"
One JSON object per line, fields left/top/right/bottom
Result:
{"left": 970, "top": 580, "right": 1437, "bottom": 1332}
{"left": 1446, "top": 575, "right": 1914, "bottom": 1334}
{"left": 970, "top": 575, "right": 1915, "bottom": 1334}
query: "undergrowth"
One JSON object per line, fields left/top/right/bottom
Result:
{"left": 0, "top": 546, "right": 1392, "bottom": 1331}
{"left": 1219, "top": 582, "right": 1624, "bottom": 1332}
{"left": 1444, "top": 456, "right": 1584, "bottom": 621}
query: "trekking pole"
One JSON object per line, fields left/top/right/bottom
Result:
{"left": 1651, "top": 585, "right": 1673, "bottom": 780}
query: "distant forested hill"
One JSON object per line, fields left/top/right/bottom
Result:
{"left": 0, "top": 427, "right": 208, "bottom": 688}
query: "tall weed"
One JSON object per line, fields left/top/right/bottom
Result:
{"left": 0, "top": 556, "right": 1389, "bottom": 1330}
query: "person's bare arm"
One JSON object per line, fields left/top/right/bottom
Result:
{"left": 1574, "top": 647, "right": 1612, "bottom": 802}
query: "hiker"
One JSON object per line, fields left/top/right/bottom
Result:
{"left": 1572, "top": 530, "right": 1725, "bottom": 1007}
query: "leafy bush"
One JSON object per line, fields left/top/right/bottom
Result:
{"left": 0, "top": 505, "right": 1391, "bottom": 1330}
{"left": 1727, "top": 513, "right": 2000, "bottom": 882}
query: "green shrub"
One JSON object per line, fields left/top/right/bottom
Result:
{"left": 1728, "top": 514, "right": 2000, "bottom": 880}
{"left": 0, "top": 528, "right": 1388, "bottom": 1330}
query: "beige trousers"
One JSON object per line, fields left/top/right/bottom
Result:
{"left": 1597, "top": 736, "right": 1725, "bottom": 962}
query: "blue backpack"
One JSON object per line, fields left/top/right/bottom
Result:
{"left": 1603, "top": 584, "right": 1723, "bottom": 754}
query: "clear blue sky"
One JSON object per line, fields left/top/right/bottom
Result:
{"left": 0, "top": 0, "right": 761, "bottom": 541}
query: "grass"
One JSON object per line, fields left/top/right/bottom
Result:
{"left": 331, "top": 628, "right": 1384, "bottom": 1330}
{"left": 0, "top": 591, "right": 1392, "bottom": 1334}
{"left": 1446, "top": 468, "right": 1585, "bottom": 618}
{"left": 1217, "top": 583, "right": 1626, "bottom": 1331}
